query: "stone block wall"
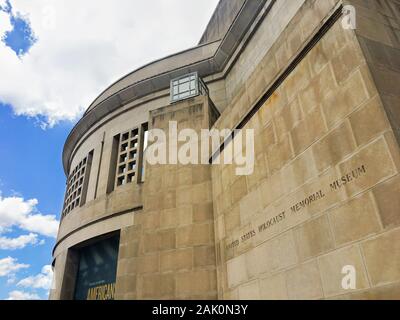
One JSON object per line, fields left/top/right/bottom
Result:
{"left": 212, "top": 0, "right": 400, "bottom": 300}
{"left": 115, "top": 96, "right": 218, "bottom": 299}
{"left": 346, "top": 0, "right": 400, "bottom": 145}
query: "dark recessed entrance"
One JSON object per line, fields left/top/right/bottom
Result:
{"left": 73, "top": 233, "right": 120, "bottom": 300}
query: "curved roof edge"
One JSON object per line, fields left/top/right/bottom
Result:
{"left": 63, "top": 0, "right": 269, "bottom": 175}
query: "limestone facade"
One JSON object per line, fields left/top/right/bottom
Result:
{"left": 51, "top": 0, "right": 400, "bottom": 300}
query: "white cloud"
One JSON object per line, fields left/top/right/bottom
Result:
{"left": 0, "top": 0, "right": 8, "bottom": 10}
{"left": 0, "top": 256, "right": 29, "bottom": 277}
{"left": 0, "top": 232, "right": 39, "bottom": 250}
{"left": 17, "top": 265, "right": 53, "bottom": 290}
{"left": 7, "top": 290, "right": 40, "bottom": 300}
{"left": 0, "top": 0, "right": 219, "bottom": 126}
{"left": 7, "top": 277, "right": 16, "bottom": 284}
{"left": 0, "top": 195, "right": 59, "bottom": 238}
{"left": 0, "top": 10, "right": 12, "bottom": 35}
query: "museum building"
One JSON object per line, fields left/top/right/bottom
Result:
{"left": 50, "top": 0, "right": 400, "bottom": 300}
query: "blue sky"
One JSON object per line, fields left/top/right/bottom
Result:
{"left": 0, "top": 105, "right": 71, "bottom": 300}
{"left": 0, "top": 0, "right": 67, "bottom": 300}
{"left": 0, "top": 0, "right": 218, "bottom": 299}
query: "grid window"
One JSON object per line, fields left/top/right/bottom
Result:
{"left": 107, "top": 123, "right": 149, "bottom": 193}
{"left": 115, "top": 128, "right": 139, "bottom": 188}
{"left": 62, "top": 151, "right": 93, "bottom": 219}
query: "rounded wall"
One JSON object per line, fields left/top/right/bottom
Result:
{"left": 51, "top": 94, "right": 166, "bottom": 299}
{"left": 52, "top": 93, "right": 220, "bottom": 300}
{"left": 52, "top": 95, "right": 168, "bottom": 288}
{"left": 51, "top": 67, "right": 227, "bottom": 300}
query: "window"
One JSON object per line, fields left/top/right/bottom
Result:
{"left": 62, "top": 151, "right": 93, "bottom": 219}
{"left": 170, "top": 72, "right": 208, "bottom": 103}
{"left": 115, "top": 128, "right": 139, "bottom": 187}
{"left": 107, "top": 123, "right": 149, "bottom": 193}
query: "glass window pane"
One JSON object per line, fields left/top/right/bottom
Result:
{"left": 171, "top": 73, "right": 202, "bottom": 102}
{"left": 179, "top": 92, "right": 190, "bottom": 99}
{"left": 180, "top": 82, "right": 190, "bottom": 92}
{"left": 179, "top": 77, "right": 189, "bottom": 84}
